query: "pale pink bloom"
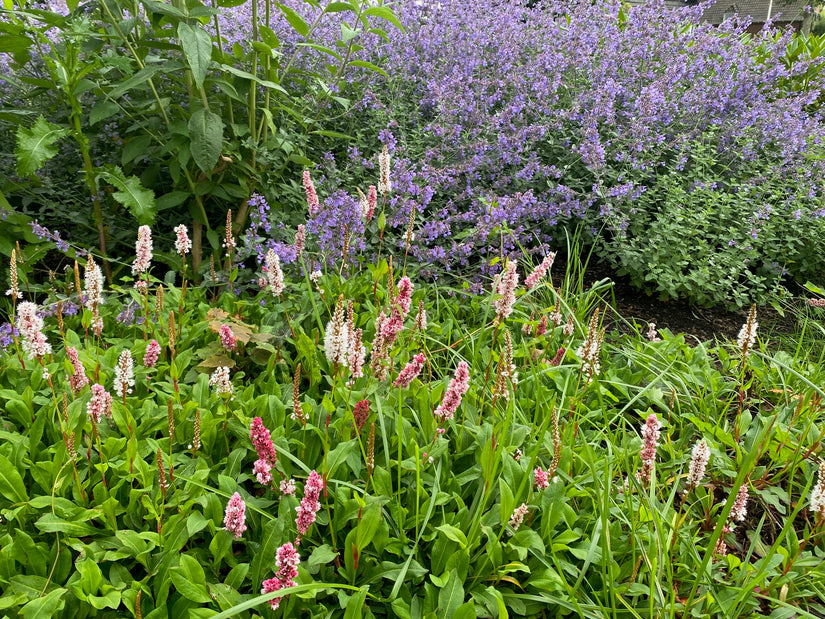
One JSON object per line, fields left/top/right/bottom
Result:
{"left": 114, "top": 350, "right": 135, "bottom": 398}
{"left": 144, "top": 339, "right": 161, "bottom": 368}
{"left": 636, "top": 414, "right": 662, "bottom": 484}
{"left": 253, "top": 458, "right": 273, "bottom": 485}
{"left": 809, "top": 461, "right": 825, "bottom": 519}
{"left": 380, "top": 309, "right": 405, "bottom": 346}
{"left": 808, "top": 298, "right": 825, "bottom": 308}
{"left": 535, "top": 315, "right": 548, "bottom": 336}
{"left": 84, "top": 258, "right": 104, "bottom": 310}
{"left": 261, "top": 542, "right": 301, "bottom": 610}
{"left": 294, "top": 225, "right": 306, "bottom": 261}
{"left": 223, "top": 492, "right": 247, "bottom": 538}
{"left": 280, "top": 478, "right": 296, "bottom": 496}
{"left": 219, "top": 324, "right": 237, "bottom": 352}
{"left": 347, "top": 328, "right": 366, "bottom": 378}
{"left": 324, "top": 296, "right": 349, "bottom": 366}
{"left": 508, "top": 503, "right": 529, "bottom": 535}
{"left": 16, "top": 302, "right": 51, "bottom": 359}
{"left": 730, "top": 483, "right": 749, "bottom": 523}
{"left": 265, "top": 250, "right": 285, "bottom": 296}
{"left": 296, "top": 470, "right": 323, "bottom": 535}
{"left": 394, "top": 353, "right": 425, "bottom": 388}
{"left": 87, "top": 383, "right": 113, "bottom": 423}
{"left": 736, "top": 305, "right": 758, "bottom": 357}
{"left": 686, "top": 439, "right": 710, "bottom": 492}
{"left": 434, "top": 361, "right": 470, "bottom": 422}
{"left": 303, "top": 171, "right": 320, "bottom": 216}
{"left": 524, "top": 252, "right": 556, "bottom": 289}
{"left": 251, "top": 417, "right": 278, "bottom": 467}
{"left": 549, "top": 310, "right": 563, "bottom": 327}
{"left": 366, "top": 185, "right": 377, "bottom": 220}
{"left": 132, "top": 225, "right": 153, "bottom": 276}
{"left": 646, "top": 322, "right": 661, "bottom": 343}
{"left": 174, "top": 224, "right": 192, "bottom": 256}
{"left": 534, "top": 466, "right": 550, "bottom": 490}
{"left": 209, "top": 366, "right": 233, "bottom": 396}
{"left": 493, "top": 261, "right": 519, "bottom": 322}
{"left": 562, "top": 315, "right": 574, "bottom": 336}
{"left": 378, "top": 146, "right": 392, "bottom": 195}
{"left": 394, "top": 276, "right": 414, "bottom": 317}
{"left": 67, "top": 346, "right": 89, "bottom": 392}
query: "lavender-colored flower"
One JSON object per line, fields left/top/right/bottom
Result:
{"left": 223, "top": 492, "right": 247, "bottom": 538}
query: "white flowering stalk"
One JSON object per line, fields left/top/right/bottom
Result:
{"left": 265, "top": 250, "right": 285, "bottom": 296}
{"left": 324, "top": 295, "right": 349, "bottom": 367}
{"left": 209, "top": 366, "right": 234, "bottom": 396}
{"left": 114, "top": 350, "right": 135, "bottom": 399}
{"left": 84, "top": 256, "right": 104, "bottom": 311}
{"left": 736, "top": 304, "right": 758, "bottom": 359}
{"left": 15, "top": 302, "right": 52, "bottom": 360}
{"left": 6, "top": 249, "right": 21, "bottom": 301}
{"left": 174, "top": 224, "right": 192, "bottom": 256}
{"left": 575, "top": 309, "right": 604, "bottom": 382}
{"left": 378, "top": 145, "right": 392, "bottom": 196}
{"left": 810, "top": 460, "right": 825, "bottom": 522}
{"left": 685, "top": 439, "right": 710, "bottom": 494}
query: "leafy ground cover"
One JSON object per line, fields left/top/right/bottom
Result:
{"left": 1, "top": 171, "right": 825, "bottom": 618}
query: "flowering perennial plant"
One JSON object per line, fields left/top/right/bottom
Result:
{"left": 296, "top": 471, "right": 323, "bottom": 536}
{"left": 434, "top": 361, "right": 470, "bottom": 423}
{"left": 114, "top": 350, "right": 134, "bottom": 398}
{"left": 223, "top": 492, "right": 247, "bottom": 539}
{"left": 143, "top": 339, "right": 161, "bottom": 368}
{"left": 637, "top": 414, "right": 662, "bottom": 485}
{"left": 67, "top": 346, "right": 88, "bottom": 392}
{"left": 132, "top": 225, "right": 153, "bottom": 276}
{"left": 15, "top": 302, "right": 51, "bottom": 360}
{"left": 209, "top": 366, "right": 233, "bottom": 396}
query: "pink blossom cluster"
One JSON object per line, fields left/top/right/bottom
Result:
{"left": 15, "top": 302, "right": 51, "bottom": 360}
{"left": 524, "top": 252, "right": 556, "bottom": 289}
{"left": 534, "top": 466, "right": 550, "bottom": 490}
{"left": 265, "top": 250, "right": 285, "bottom": 296}
{"left": 294, "top": 225, "right": 306, "bottom": 261}
{"left": 353, "top": 400, "right": 369, "bottom": 433}
{"left": 87, "top": 383, "right": 113, "bottom": 423}
{"left": 493, "top": 261, "right": 519, "bottom": 322}
{"left": 84, "top": 258, "right": 104, "bottom": 310}
{"left": 636, "top": 414, "right": 661, "bottom": 484}
{"left": 219, "top": 324, "right": 237, "bottom": 351}
{"left": 434, "top": 361, "right": 470, "bottom": 422}
{"left": 508, "top": 503, "right": 529, "bottom": 534}
{"left": 280, "top": 478, "right": 296, "bottom": 496}
{"left": 67, "top": 346, "right": 89, "bottom": 392}
{"left": 646, "top": 322, "right": 661, "bottom": 343}
{"left": 685, "top": 439, "right": 710, "bottom": 492}
{"left": 365, "top": 185, "right": 377, "bottom": 220}
{"left": 174, "top": 224, "right": 191, "bottom": 256}
{"left": 730, "top": 483, "right": 749, "bottom": 523}
{"left": 394, "top": 276, "right": 414, "bottom": 317}
{"left": 261, "top": 542, "right": 301, "bottom": 610}
{"left": 132, "top": 225, "right": 153, "bottom": 276}
{"left": 347, "top": 328, "right": 366, "bottom": 378}
{"left": 209, "top": 366, "right": 233, "bottom": 396}
{"left": 251, "top": 417, "right": 279, "bottom": 485}
{"left": 303, "top": 171, "right": 320, "bottom": 216}
{"left": 296, "top": 470, "right": 323, "bottom": 536}
{"left": 223, "top": 492, "right": 247, "bottom": 538}
{"left": 394, "top": 353, "right": 425, "bottom": 388}
{"left": 144, "top": 339, "right": 161, "bottom": 368}
{"left": 808, "top": 298, "right": 825, "bottom": 308}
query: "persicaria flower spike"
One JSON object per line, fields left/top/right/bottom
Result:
{"left": 809, "top": 460, "right": 825, "bottom": 520}
{"left": 434, "top": 361, "right": 470, "bottom": 422}
{"left": 174, "top": 224, "right": 192, "bottom": 256}
{"left": 575, "top": 309, "right": 604, "bottom": 381}
{"left": 87, "top": 383, "right": 113, "bottom": 423}
{"left": 265, "top": 250, "right": 285, "bottom": 296}
{"left": 296, "top": 470, "right": 324, "bottom": 535}
{"left": 394, "top": 353, "right": 426, "bottom": 388}
{"left": 324, "top": 295, "right": 349, "bottom": 367}
{"left": 366, "top": 185, "right": 377, "bottom": 220}
{"left": 347, "top": 328, "right": 366, "bottom": 379}
{"left": 737, "top": 304, "right": 758, "bottom": 358}
{"left": 219, "top": 324, "right": 237, "bottom": 352}
{"left": 261, "top": 542, "right": 301, "bottom": 610}
{"left": 378, "top": 145, "right": 392, "bottom": 195}
{"left": 223, "top": 492, "right": 247, "bottom": 539}
{"left": 6, "top": 249, "right": 20, "bottom": 300}
{"left": 303, "top": 170, "right": 320, "bottom": 216}
{"left": 636, "top": 413, "right": 662, "bottom": 485}
{"left": 294, "top": 225, "right": 306, "bottom": 261}
{"left": 508, "top": 503, "right": 529, "bottom": 535}
{"left": 209, "top": 366, "right": 234, "bottom": 396}
{"left": 647, "top": 322, "right": 661, "bottom": 343}
{"left": 84, "top": 256, "right": 104, "bottom": 310}
{"left": 524, "top": 252, "right": 556, "bottom": 289}
{"left": 132, "top": 225, "right": 153, "bottom": 276}
{"left": 394, "top": 276, "right": 414, "bottom": 317}
{"left": 16, "top": 302, "right": 51, "bottom": 360}
{"left": 686, "top": 439, "right": 710, "bottom": 493}
{"left": 144, "top": 339, "right": 161, "bottom": 368}
{"left": 730, "top": 482, "right": 749, "bottom": 523}
{"left": 534, "top": 466, "right": 550, "bottom": 490}
{"left": 67, "top": 346, "right": 89, "bottom": 392}
{"left": 251, "top": 417, "right": 278, "bottom": 466}
{"left": 353, "top": 399, "right": 369, "bottom": 433}
{"left": 493, "top": 260, "right": 519, "bottom": 322}
{"left": 114, "top": 350, "right": 135, "bottom": 398}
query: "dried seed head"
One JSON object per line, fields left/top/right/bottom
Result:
{"left": 210, "top": 254, "right": 216, "bottom": 284}
{"left": 168, "top": 311, "right": 176, "bottom": 357}
{"left": 291, "top": 363, "right": 305, "bottom": 424}
{"left": 737, "top": 304, "right": 758, "bottom": 359}
{"left": 193, "top": 409, "right": 201, "bottom": 454}
{"left": 135, "top": 590, "right": 142, "bottom": 619}
{"left": 223, "top": 210, "right": 235, "bottom": 257}
{"left": 167, "top": 398, "right": 175, "bottom": 439}
{"left": 155, "top": 285, "right": 165, "bottom": 317}
{"left": 157, "top": 449, "right": 168, "bottom": 497}
{"left": 387, "top": 256, "right": 395, "bottom": 301}
{"left": 56, "top": 301, "right": 64, "bottom": 335}
{"left": 367, "top": 422, "right": 375, "bottom": 479}
{"left": 405, "top": 204, "right": 416, "bottom": 246}
{"left": 74, "top": 260, "right": 83, "bottom": 304}
{"left": 7, "top": 249, "right": 19, "bottom": 301}
{"left": 548, "top": 406, "right": 561, "bottom": 478}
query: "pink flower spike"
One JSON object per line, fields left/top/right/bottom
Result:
{"left": 174, "top": 224, "right": 192, "bottom": 256}
{"left": 366, "top": 185, "right": 377, "bottom": 220}
{"left": 434, "top": 361, "right": 470, "bottom": 422}
{"left": 223, "top": 492, "right": 247, "bottom": 539}
{"left": 294, "top": 225, "right": 306, "bottom": 261}
{"left": 253, "top": 458, "right": 273, "bottom": 485}
{"left": 730, "top": 482, "right": 749, "bottom": 523}
{"left": 280, "top": 478, "right": 296, "bottom": 496}
{"left": 296, "top": 470, "right": 324, "bottom": 535}
{"left": 636, "top": 414, "right": 662, "bottom": 484}
{"left": 261, "top": 542, "right": 301, "bottom": 610}
{"left": 67, "top": 346, "right": 89, "bottom": 392}
{"left": 16, "top": 302, "right": 52, "bottom": 360}
{"left": 303, "top": 171, "right": 320, "bottom": 216}
{"left": 534, "top": 466, "right": 550, "bottom": 490}
{"left": 144, "top": 339, "right": 161, "bottom": 368}
{"left": 524, "top": 252, "right": 556, "bottom": 289}
{"left": 395, "top": 277, "right": 414, "bottom": 317}
{"left": 219, "top": 324, "right": 237, "bottom": 352}
{"left": 493, "top": 261, "right": 519, "bottom": 322}
{"left": 394, "top": 353, "right": 426, "bottom": 388}
{"left": 87, "top": 383, "right": 113, "bottom": 423}
{"left": 250, "top": 417, "right": 278, "bottom": 468}
{"left": 132, "top": 225, "right": 153, "bottom": 276}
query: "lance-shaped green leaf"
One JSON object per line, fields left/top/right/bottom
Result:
{"left": 189, "top": 108, "right": 224, "bottom": 176}
{"left": 177, "top": 23, "right": 213, "bottom": 88}
{"left": 98, "top": 165, "right": 157, "bottom": 224}
{"left": 15, "top": 116, "right": 70, "bottom": 177}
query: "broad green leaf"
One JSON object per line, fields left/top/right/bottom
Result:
{"left": 98, "top": 166, "right": 157, "bottom": 224}
{"left": 0, "top": 454, "right": 28, "bottom": 503}
{"left": 219, "top": 64, "right": 288, "bottom": 93}
{"left": 435, "top": 524, "right": 467, "bottom": 549}
{"left": 275, "top": 2, "right": 309, "bottom": 36}
{"left": 177, "top": 23, "right": 213, "bottom": 88}
{"left": 18, "top": 588, "right": 67, "bottom": 619}
{"left": 363, "top": 6, "right": 404, "bottom": 31}
{"left": 349, "top": 60, "right": 388, "bottom": 78}
{"left": 355, "top": 502, "right": 382, "bottom": 551}
{"left": 189, "top": 108, "right": 224, "bottom": 176}
{"left": 343, "top": 586, "right": 368, "bottom": 619}
{"left": 438, "top": 570, "right": 464, "bottom": 619}
{"left": 89, "top": 101, "right": 120, "bottom": 126}
{"left": 0, "top": 34, "right": 33, "bottom": 53}
{"left": 259, "top": 25, "right": 280, "bottom": 48}
{"left": 15, "top": 116, "right": 70, "bottom": 177}
{"left": 34, "top": 514, "right": 99, "bottom": 537}
{"left": 324, "top": 1, "right": 353, "bottom": 12}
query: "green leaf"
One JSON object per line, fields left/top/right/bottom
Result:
{"left": 349, "top": 60, "right": 388, "bottom": 78}
{"left": 177, "top": 23, "right": 213, "bottom": 88}
{"left": 307, "top": 544, "right": 337, "bottom": 569}
{"left": 355, "top": 502, "right": 382, "bottom": 551}
{"left": 363, "top": 6, "right": 404, "bottom": 31}
{"left": 275, "top": 2, "right": 309, "bottom": 36}
{"left": 156, "top": 191, "right": 191, "bottom": 210}
{"left": 188, "top": 108, "right": 224, "bottom": 176}
{"left": 89, "top": 101, "right": 119, "bottom": 126}
{"left": 259, "top": 25, "right": 280, "bottom": 48}
{"left": 34, "top": 514, "right": 99, "bottom": 537}
{"left": 324, "top": 1, "right": 353, "bottom": 12}
{"left": 452, "top": 602, "right": 476, "bottom": 619}
{"left": 98, "top": 166, "right": 157, "bottom": 224}
{"left": 435, "top": 524, "right": 467, "bottom": 549}
{"left": 15, "top": 116, "right": 70, "bottom": 177}
{"left": 438, "top": 570, "right": 465, "bottom": 619}
{"left": 18, "top": 588, "right": 67, "bottom": 619}
{"left": 0, "top": 454, "right": 28, "bottom": 503}
{"left": 343, "top": 586, "right": 368, "bottom": 618}
{"left": 0, "top": 34, "right": 33, "bottom": 53}
{"left": 219, "top": 64, "right": 288, "bottom": 93}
